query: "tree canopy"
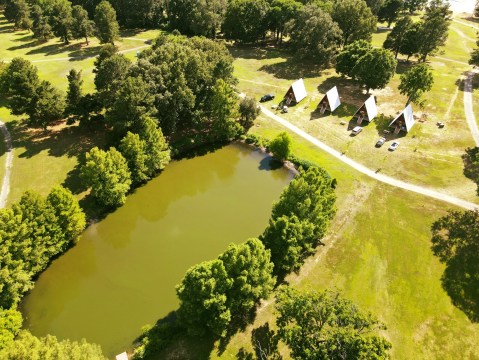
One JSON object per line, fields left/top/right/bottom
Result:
{"left": 332, "top": 0, "right": 377, "bottom": 46}
{"left": 177, "top": 239, "right": 275, "bottom": 337}
{"left": 275, "top": 287, "right": 392, "bottom": 359}
{"left": 94, "top": 0, "right": 120, "bottom": 44}
{"left": 463, "top": 147, "right": 479, "bottom": 196}
{"left": 0, "top": 330, "right": 107, "bottom": 360}
{"left": 288, "top": 4, "right": 342, "bottom": 65}
{"left": 269, "top": 131, "right": 292, "bottom": 161}
{"left": 352, "top": 48, "right": 397, "bottom": 93}
{"left": 398, "top": 63, "right": 434, "bottom": 107}
{"left": 222, "top": 0, "right": 270, "bottom": 43}
{"left": 81, "top": 147, "right": 132, "bottom": 207}
{"left": 336, "top": 40, "right": 373, "bottom": 78}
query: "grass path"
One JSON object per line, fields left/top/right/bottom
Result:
{"left": 0, "top": 121, "right": 13, "bottom": 208}
{"left": 257, "top": 103, "right": 479, "bottom": 210}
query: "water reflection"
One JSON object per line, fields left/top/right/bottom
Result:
{"left": 22, "top": 143, "right": 293, "bottom": 356}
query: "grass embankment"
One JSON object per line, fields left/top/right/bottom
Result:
{"left": 199, "top": 119, "right": 479, "bottom": 360}
{"left": 0, "top": 14, "right": 160, "bottom": 206}
{"left": 233, "top": 19, "right": 479, "bottom": 202}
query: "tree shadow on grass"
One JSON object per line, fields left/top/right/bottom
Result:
{"left": 259, "top": 58, "right": 324, "bottom": 80}
{"left": 395, "top": 59, "right": 417, "bottom": 75}
{"left": 441, "top": 254, "right": 479, "bottom": 322}
{"left": 68, "top": 45, "right": 103, "bottom": 60}
{"left": 11, "top": 120, "right": 107, "bottom": 159}
{"left": 25, "top": 41, "right": 83, "bottom": 57}
{"left": 227, "top": 44, "right": 287, "bottom": 61}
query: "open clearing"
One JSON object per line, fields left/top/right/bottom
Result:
{"left": 1, "top": 10, "right": 479, "bottom": 360}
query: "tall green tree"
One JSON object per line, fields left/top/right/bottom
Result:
{"left": 269, "top": 131, "right": 292, "bottom": 161}
{"left": 139, "top": 116, "right": 171, "bottom": 177}
{"left": 72, "top": 5, "right": 95, "bottom": 45}
{"left": 50, "top": 0, "right": 74, "bottom": 44}
{"left": 218, "top": 239, "right": 275, "bottom": 317}
{"left": 416, "top": 0, "right": 452, "bottom": 61}
{"left": 46, "top": 186, "right": 86, "bottom": 246}
{"left": 431, "top": 210, "right": 479, "bottom": 322}
{"left": 383, "top": 15, "right": 413, "bottom": 58}
{"left": 119, "top": 132, "right": 149, "bottom": 185}
{"left": 0, "top": 308, "right": 22, "bottom": 351}
{"left": 106, "top": 76, "right": 154, "bottom": 136}
{"left": 94, "top": 54, "right": 132, "bottom": 108}
{"left": 31, "top": 4, "right": 53, "bottom": 41}
{"left": 336, "top": 39, "right": 373, "bottom": 78}
{"left": 352, "top": 48, "right": 397, "bottom": 93}
{"left": 365, "top": 0, "right": 384, "bottom": 14}
{"left": 272, "top": 166, "right": 336, "bottom": 240}
{"left": 268, "top": 0, "right": 302, "bottom": 43}
{"left": 5, "top": 0, "right": 32, "bottom": 30}
{"left": 81, "top": 147, "right": 132, "bottom": 207}
{"left": 167, "top": 0, "right": 227, "bottom": 37}
{"left": 177, "top": 239, "right": 275, "bottom": 337}
{"left": 0, "top": 331, "right": 107, "bottom": 360}
{"left": 65, "top": 69, "right": 83, "bottom": 118}
{"left": 28, "top": 80, "right": 66, "bottom": 129}
{"left": 260, "top": 214, "right": 316, "bottom": 276}
{"left": 207, "top": 78, "right": 242, "bottom": 142}
{"left": 398, "top": 21, "right": 421, "bottom": 60}
{"left": 176, "top": 259, "right": 232, "bottom": 337}
{"left": 288, "top": 4, "right": 342, "bottom": 65}
{"left": 404, "top": 0, "right": 427, "bottom": 13}
{"left": 332, "top": 0, "right": 377, "bottom": 46}
{"left": 94, "top": 0, "right": 120, "bottom": 44}
{"left": 238, "top": 96, "right": 260, "bottom": 130}
{"left": 222, "top": 0, "right": 270, "bottom": 43}
{"left": 0, "top": 57, "right": 40, "bottom": 116}
{"left": 378, "top": 0, "right": 403, "bottom": 27}
{"left": 275, "top": 287, "right": 392, "bottom": 359}
{"left": 398, "top": 63, "right": 434, "bottom": 107}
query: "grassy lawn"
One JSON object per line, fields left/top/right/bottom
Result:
{"left": 202, "top": 118, "right": 479, "bottom": 360}
{"left": 1, "top": 11, "right": 479, "bottom": 360}
{"left": 0, "top": 15, "right": 161, "bottom": 206}
{"left": 233, "top": 22, "right": 479, "bottom": 203}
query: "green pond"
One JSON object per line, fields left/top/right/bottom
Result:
{"left": 21, "top": 143, "right": 293, "bottom": 356}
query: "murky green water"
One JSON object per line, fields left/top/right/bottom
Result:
{"left": 21, "top": 143, "right": 293, "bottom": 356}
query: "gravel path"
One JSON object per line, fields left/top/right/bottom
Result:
{"left": 259, "top": 105, "right": 479, "bottom": 211}
{"left": 463, "top": 71, "right": 479, "bottom": 146}
{"left": 0, "top": 121, "right": 13, "bottom": 209}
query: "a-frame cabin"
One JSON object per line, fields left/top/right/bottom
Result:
{"left": 283, "top": 78, "right": 307, "bottom": 106}
{"left": 389, "top": 104, "right": 415, "bottom": 134}
{"left": 353, "top": 96, "right": 378, "bottom": 124}
{"left": 318, "top": 86, "right": 341, "bottom": 114}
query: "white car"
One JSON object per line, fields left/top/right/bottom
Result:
{"left": 389, "top": 141, "right": 400, "bottom": 151}
{"left": 351, "top": 126, "right": 363, "bottom": 135}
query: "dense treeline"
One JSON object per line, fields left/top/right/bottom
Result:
{"left": 0, "top": 186, "right": 87, "bottom": 351}
{"left": 0, "top": 186, "right": 85, "bottom": 308}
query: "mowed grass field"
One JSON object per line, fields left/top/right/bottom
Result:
{"left": 0, "top": 13, "right": 160, "bottom": 205}
{"left": 1, "top": 11, "right": 479, "bottom": 360}
{"left": 233, "top": 17, "right": 479, "bottom": 203}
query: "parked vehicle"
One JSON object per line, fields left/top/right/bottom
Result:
{"left": 375, "top": 137, "right": 386, "bottom": 147}
{"left": 351, "top": 126, "right": 363, "bottom": 135}
{"left": 260, "top": 94, "right": 275, "bottom": 102}
{"left": 389, "top": 141, "right": 400, "bottom": 151}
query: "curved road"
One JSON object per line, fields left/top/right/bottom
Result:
{"left": 0, "top": 121, "right": 13, "bottom": 209}
{"left": 259, "top": 105, "right": 479, "bottom": 211}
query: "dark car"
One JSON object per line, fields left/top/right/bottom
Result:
{"left": 260, "top": 94, "right": 275, "bottom": 102}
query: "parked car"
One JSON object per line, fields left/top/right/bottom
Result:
{"left": 260, "top": 94, "right": 275, "bottom": 102}
{"left": 351, "top": 126, "right": 363, "bottom": 135}
{"left": 375, "top": 137, "right": 386, "bottom": 147}
{"left": 389, "top": 141, "right": 400, "bottom": 151}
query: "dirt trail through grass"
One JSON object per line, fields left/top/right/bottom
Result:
{"left": 0, "top": 121, "right": 13, "bottom": 208}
